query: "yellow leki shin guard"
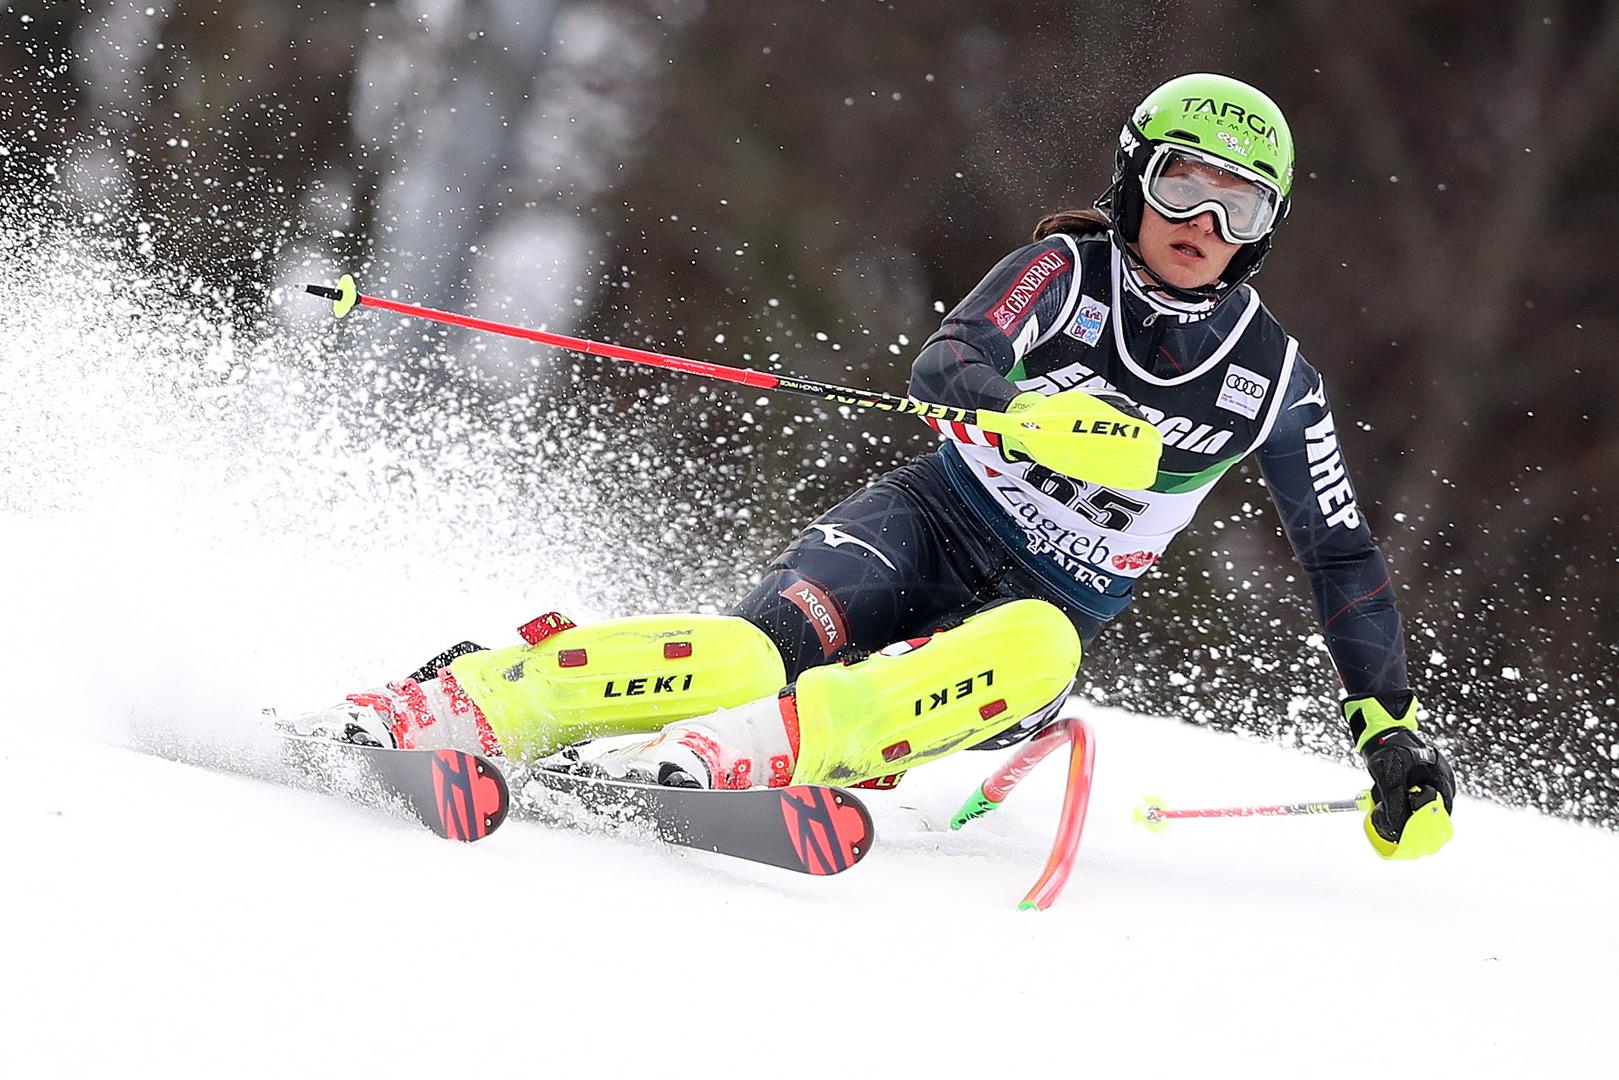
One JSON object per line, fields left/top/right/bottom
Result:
{"left": 446, "top": 615, "right": 787, "bottom": 761}
{"left": 789, "top": 599, "right": 1081, "bottom": 786}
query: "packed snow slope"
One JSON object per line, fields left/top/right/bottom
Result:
{"left": 6, "top": 705, "right": 1616, "bottom": 1078}
{"left": 3, "top": 231, "right": 1612, "bottom": 1079}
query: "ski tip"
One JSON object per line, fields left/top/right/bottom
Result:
{"left": 471, "top": 756, "right": 512, "bottom": 837}
{"left": 427, "top": 750, "right": 510, "bottom": 842}
{"left": 779, "top": 785, "right": 874, "bottom": 875}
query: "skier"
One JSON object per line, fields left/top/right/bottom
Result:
{"left": 292, "top": 73, "right": 1455, "bottom": 859}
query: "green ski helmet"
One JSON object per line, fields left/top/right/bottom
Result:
{"left": 1098, "top": 72, "right": 1295, "bottom": 302}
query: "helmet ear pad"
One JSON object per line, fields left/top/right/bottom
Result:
{"left": 1100, "top": 119, "right": 1155, "bottom": 245}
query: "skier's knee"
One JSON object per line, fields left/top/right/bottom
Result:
{"left": 446, "top": 613, "right": 788, "bottom": 760}
{"left": 788, "top": 598, "right": 1080, "bottom": 786}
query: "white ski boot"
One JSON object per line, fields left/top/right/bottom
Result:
{"left": 279, "top": 671, "right": 495, "bottom": 754}
{"left": 277, "top": 697, "right": 399, "bottom": 748}
{"left": 559, "top": 693, "right": 798, "bottom": 790}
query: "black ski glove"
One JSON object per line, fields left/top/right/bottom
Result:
{"left": 1345, "top": 693, "right": 1456, "bottom": 859}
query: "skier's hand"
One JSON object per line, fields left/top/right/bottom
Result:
{"left": 994, "top": 395, "right": 1040, "bottom": 465}
{"left": 982, "top": 389, "right": 1162, "bottom": 488}
{"left": 1346, "top": 693, "right": 1456, "bottom": 860}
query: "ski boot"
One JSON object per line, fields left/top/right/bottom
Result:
{"left": 278, "top": 642, "right": 500, "bottom": 754}
{"left": 556, "top": 694, "right": 795, "bottom": 789}
{"left": 275, "top": 697, "right": 398, "bottom": 748}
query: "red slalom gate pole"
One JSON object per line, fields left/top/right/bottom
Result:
{"left": 304, "top": 274, "right": 986, "bottom": 427}
{"left": 950, "top": 716, "right": 1097, "bottom": 911}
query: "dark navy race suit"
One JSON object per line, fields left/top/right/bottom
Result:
{"left": 734, "top": 228, "right": 1407, "bottom": 738}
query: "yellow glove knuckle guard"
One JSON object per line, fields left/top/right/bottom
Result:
{"left": 1366, "top": 796, "right": 1454, "bottom": 860}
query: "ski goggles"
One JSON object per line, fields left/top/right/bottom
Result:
{"left": 1139, "top": 144, "right": 1283, "bottom": 244}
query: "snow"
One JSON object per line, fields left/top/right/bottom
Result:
{"left": 6, "top": 705, "right": 1615, "bottom": 1077}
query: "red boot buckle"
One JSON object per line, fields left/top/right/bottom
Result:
{"left": 518, "top": 612, "right": 577, "bottom": 645}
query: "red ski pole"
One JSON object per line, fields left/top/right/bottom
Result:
{"left": 1134, "top": 790, "right": 1372, "bottom": 831}
{"left": 305, "top": 274, "right": 983, "bottom": 426}
{"left": 304, "top": 273, "right": 1166, "bottom": 488}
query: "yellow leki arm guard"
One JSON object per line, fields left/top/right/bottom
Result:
{"left": 974, "top": 389, "right": 1163, "bottom": 489}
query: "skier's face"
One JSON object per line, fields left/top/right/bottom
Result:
{"left": 1134, "top": 203, "right": 1241, "bottom": 290}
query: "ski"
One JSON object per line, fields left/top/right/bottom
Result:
{"left": 280, "top": 735, "right": 510, "bottom": 842}
{"left": 274, "top": 727, "right": 872, "bottom": 872}
{"left": 515, "top": 768, "right": 875, "bottom": 875}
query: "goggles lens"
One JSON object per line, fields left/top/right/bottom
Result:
{"left": 1143, "top": 147, "right": 1280, "bottom": 244}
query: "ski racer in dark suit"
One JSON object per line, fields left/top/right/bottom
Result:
{"left": 295, "top": 73, "right": 1455, "bottom": 860}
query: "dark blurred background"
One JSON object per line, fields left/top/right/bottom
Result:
{"left": 5, "top": 0, "right": 1615, "bottom": 820}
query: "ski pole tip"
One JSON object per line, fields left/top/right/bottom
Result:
{"left": 304, "top": 275, "right": 359, "bottom": 318}
{"left": 1133, "top": 795, "right": 1169, "bottom": 832}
